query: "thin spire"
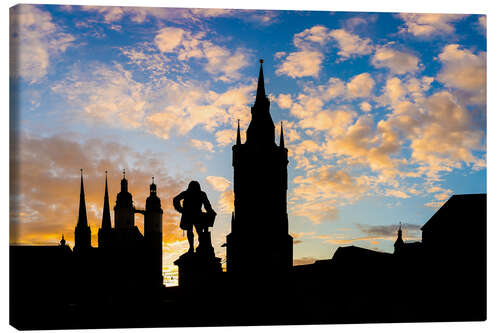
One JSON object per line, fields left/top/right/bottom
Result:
{"left": 280, "top": 121, "right": 285, "bottom": 148}
{"left": 236, "top": 119, "right": 241, "bottom": 145}
{"left": 152, "top": 176, "right": 155, "bottom": 184}
{"left": 397, "top": 221, "right": 403, "bottom": 241}
{"left": 101, "top": 170, "right": 111, "bottom": 230}
{"left": 77, "top": 169, "right": 88, "bottom": 227}
{"left": 256, "top": 59, "right": 266, "bottom": 101}
{"left": 246, "top": 59, "right": 275, "bottom": 146}
{"left": 122, "top": 168, "right": 126, "bottom": 179}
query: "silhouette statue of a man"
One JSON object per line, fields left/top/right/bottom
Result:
{"left": 173, "top": 181, "right": 216, "bottom": 253}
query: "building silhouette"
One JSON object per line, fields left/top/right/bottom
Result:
{"left": 226, "top": 60, "right": 293, "bottom": 276}
{"left": 70, "top": 170, "right": 165, "bottom": 295}
{"left": 10, "top": 60, "right": 487, "bottom": 330}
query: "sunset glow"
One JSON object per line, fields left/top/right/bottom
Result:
{"left": 10, "top": 4, "right": 486, "bottom": 285}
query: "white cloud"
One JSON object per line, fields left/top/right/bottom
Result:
{"left": 52, "top": 63, "right": 148, "bottom": 129}
{"left": 276, "top": 25, "right": 373, "bottom": 78}
{"left": 154, "top": 27, "right": 186, "bottom": 52}
{"left": 81, "top": 6, "right": 278, "bottom": 26}
{"left": 275, "top": 50, "right": 324, "bottom": 78}
{"left": 346, "top": 73, "right": 375, "bottom": 99}
{"left": 385, "top": 189, "right": 410, "bottom": 199}
{"left": 437, "top": 44, "right": 486, "bottom": 105}
{"left": 371, "top": 46, "right": 420, "bottom": 75}
{"left": 10, "top": 5, "right": 75, "bottom": 83}
{"left": 277, "top": 94, "right": 293, "bottom": 109}
{"left": 190, "top": 139, "right": 215, "bottom": 152}
{"left": 360, "top": 101, "right": 372, "bottom": 112}
{"left": 398, "top": 13, "right": 466, "bottom": 37}
{"left": 53, "top": 60, "right": 255, "bottom": 141}
{"left": 329, "top": 29, "right": 373, "bottom": 59}
{"left": 153, "top": 27, "right": 249, "bottom": 82}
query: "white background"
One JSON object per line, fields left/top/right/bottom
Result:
{"left": 2, "top": 0, "right": 498, "bottom": 332}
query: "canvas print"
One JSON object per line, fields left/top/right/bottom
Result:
{"left": 9, "top": 4, "right": 486, "bottom": 330}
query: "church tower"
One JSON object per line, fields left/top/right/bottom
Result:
{"left": 74, "top": 169, "right": 91, "bottom": 253}
{"left": 98, "top": 171, "right": 113, "bottom": 249}
{"left": 144, "top": 177, "right": 163, "bottom": 288}
{"left": 114, "top": 170, "right": 135, "bottom": 230}
{"left": 394, "top": 223, "right": 405, "bottom": 256}
{"left": 226, "top": 60, "right": 293, "bottom": 276}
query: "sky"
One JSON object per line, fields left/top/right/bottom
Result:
{"left": 9, "top": 4, "right": 486, "bottom": 286}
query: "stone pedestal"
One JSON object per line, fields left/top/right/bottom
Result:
{"left": 174, "top": 231, "right": 222, "bottom": 289}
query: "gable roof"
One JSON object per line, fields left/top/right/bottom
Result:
{"left": 421, "top": 194, "right": 486, "bottom": 231}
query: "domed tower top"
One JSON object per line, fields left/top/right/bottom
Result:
{"left": 146, "top": 176, "right": 162, "bottom": 211}
{"left": 116, "top": 169, "right": 133, "bottom": 208}
{"left": 394, "top": 222, "right": 405, "bottom": 255}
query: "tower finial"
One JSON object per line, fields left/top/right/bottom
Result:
{"left": 236, "top": 119, "right": 241, "bottom": 145}
{"left": 123, "top": 168, "right": 126, "bottom": 179}
{"left": 256, "top": 59, "right": 266, "bottom": 101}
{"left": 152, "top": 176, "right": 155, "bottom": 184}
{"left": 280, "top": 121, "right": 285, "bottom": 148}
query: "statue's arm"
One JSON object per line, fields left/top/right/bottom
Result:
{"left": 173, "top": 192, "right": 185, "bottom": 213}
{"left": 202, "top": 192, "right": 216, "bottom": 215}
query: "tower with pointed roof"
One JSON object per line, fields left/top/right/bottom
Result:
{"left": 98, "top": 171, "right": 114, "bottom": 249}
{"left": 394, "top": 222, "right": 405, "bottom": 256}
{"left": 144, "top": 177, "right": 163, "bottom": 288}
{"left": 74, "top": 169, "right": 91, "bottom": 253}
{"left": 226, "top": 60, "right": 293, "bottom": 276}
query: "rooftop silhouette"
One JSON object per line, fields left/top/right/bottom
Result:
{"left": 10, "top": 61, "right": 487, "bottom": 330}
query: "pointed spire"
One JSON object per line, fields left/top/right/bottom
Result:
{"left": 280, "top": 121, "right": 285, "bottom": 148}
{"left": 236, "top": 119, "right": 241, "bottom": 145}
{"left": 60, "top": 234, "right": 66, "bottom": 246}
{"left": 101, "top": 170, "right": 111, "bottom": 230}
{"left": 256, "top": 59, "right": 266, "bottom": 101}
{"left": 77, "top": 169, "right": 88, "bottom": 227}
{"left": 246, "top": 59, "right": 275, "bottom": 146}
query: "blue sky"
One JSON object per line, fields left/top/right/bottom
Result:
{"left": 10, "top": 3, "right": 486, "bottom": 283}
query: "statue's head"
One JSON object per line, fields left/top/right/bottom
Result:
{"left": 187, "top": 180, "right": 201, "bottom": 193}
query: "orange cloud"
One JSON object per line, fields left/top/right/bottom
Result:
{"left": 293, "top": 257, "right": 317, "bottom": 266}
{"left": 11, "top": 134, "right": 186, "bottom": 249}
{"left": 437, "top": 44, "right": 486, "bottom": 105}
{"left": 206, "top": 176, "right": 231, "bottom": 192}
{"left": 217, "top": 190, "right": 234, "bottom": 215}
